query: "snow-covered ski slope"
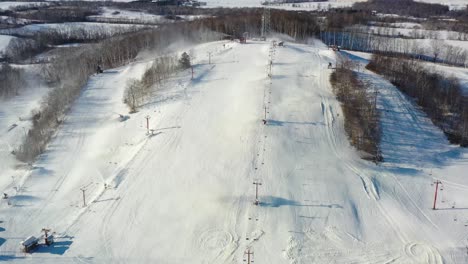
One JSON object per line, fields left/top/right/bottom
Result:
{"left": 1, "top": 40, "right": 468, "bottom": 263}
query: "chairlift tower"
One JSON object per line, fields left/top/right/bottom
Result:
{"left": 253, "top": 180, "right": 262, "bottom": 205}
{"left": 243, "top": 248, "right": 254, "bottom": 264}
{"left": 432, "top": 180, "right": 443, "bottom": 210}
{"left": 261, "top": 7, "right": 271, "bottom": 39}
{"left": 80, "top": 182, "right": 94, "bottom": 207}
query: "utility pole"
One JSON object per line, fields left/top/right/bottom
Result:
{"left": 269, "top": 60, "right": 272, "bottom": 77}
{"left": 80, "top": 182, "right": 93, "bottom": 207}
{"left": 243, "top": 248, "right": 254, "bottom": 264}
{"left": 80, "top": 188, "right": 86, "bottom": 207}
{"left": 191, "top": 66, "right": 194, "bottom": 80}
{"left": 208, "top": 51, "right": 212, "bottom": 64}
{"left": 145, "top": 115, "right": 151, "bottom": 134}
{"left": 253, "top": 180, "right": 262, "bottom": 205}
{"left": 433, "top": 180, "right": 442, "bottom": 210}
{"left": 263, "top": 106, "right": 267, "bottom": 125}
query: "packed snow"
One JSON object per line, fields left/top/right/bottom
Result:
{"left": 0, "top": 39, "right": 468, "bottom": 263}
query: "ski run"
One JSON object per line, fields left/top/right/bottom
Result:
{"left": 1, "top": 39, "right": 468, "bottom": 263}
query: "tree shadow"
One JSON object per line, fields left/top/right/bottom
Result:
{"left": 9, "top": 194, "right": 40, "bottom": 207}
{"left": 354, "top": 70, "right": 468, "bottom": 170}
{"left": 93, "top": 197, "right": 120, "bottom": 203}
{"left": 259, "top": 196, "right": 342, "bottom": 209}
{"left": 266, "top": 119, "right": 324, "bottom": 127}
{"left": 298, "top": 215, "right": 323, "bottom": 220}
{"left": 148, "top": 131, "right": 163, "bottom": 138}
{"left": 100, "top": 70, "right": 119, "bottom": 74}
{"left": 286, "top": 44, "right": 310, "bottom": 54}
{"left": 153, "top": 126, "right": 181, "bottom": 132}
{"left": 435, "top": 207, "right": 468, "bottom": 211}
{"left": 31, "top": 166, "right": 54, "bottom": 176}
{"left": 192, "top": 64, "right": 216, "bottom": 83}
{"left": 0, "top": 255, "right": 26, "bottom": 261}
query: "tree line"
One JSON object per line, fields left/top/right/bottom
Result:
{"left": 320, "top": 30, "right": 468, "bottom": 67}
{"left": 10, "top": 4, "right": 98, "bottom": 23}
{"left": 353, "top": 0, "right": 449, "bottom": 18}
{"left": 124, "top": 55, "right": 182, "bottom": 112}
{"left": 201, "top": 9, "right": 320, "bottom": 40}
{"left": 330, "top": 57, "right": 382, "bottom": 162}
{"left": 3, "top": 24, "right": 150, "bottom": 62}
{"left": 367, "top": 54, "right": 468, "bottom": 146}
{"left": 0, "top": 64, "right": 27, "bottom": 98}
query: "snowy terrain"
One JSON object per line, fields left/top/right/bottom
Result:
{"left": 0, "top": 39, "right": 468, "bottom": 263}
{"left": 0, "top": 35, "right": 15, "bottom": 56}
{"left": 0, "top": 67, "right": 49, "bottom": 210}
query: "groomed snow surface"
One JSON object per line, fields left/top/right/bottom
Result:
{"left": 1, "top": 40, "right": 468, "bottom": 263}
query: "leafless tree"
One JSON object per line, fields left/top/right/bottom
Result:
{"left": 431, "top": 39, "right": 444, "bottom": 63}
{"left": 331, "top": 56, "right": 382, "bottom": 162}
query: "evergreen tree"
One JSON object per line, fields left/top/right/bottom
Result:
{"left": 179, "top": 52, "right": 191, "bottom": 69}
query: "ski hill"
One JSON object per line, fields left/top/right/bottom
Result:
{"left": 1, "top": 39, "right": 468, "bottom": 263}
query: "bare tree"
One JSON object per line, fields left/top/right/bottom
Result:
{"left": 431, "top": 39, "right": 444, "bottom": 63}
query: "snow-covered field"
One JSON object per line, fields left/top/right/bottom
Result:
{"left": 0, "top": 35, "right": 15, "bottom": 55}
{"left": 0, "top": 39, "right": 468, "bottom": 263}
